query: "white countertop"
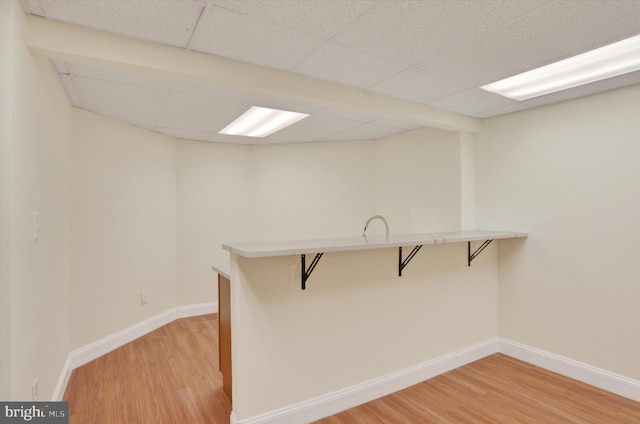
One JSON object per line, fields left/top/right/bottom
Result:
{"left": 211, "top": 263, "right": 230, "bottom": 279}
{"left": 222, "top": 230, "right": 527, "bottom": 258}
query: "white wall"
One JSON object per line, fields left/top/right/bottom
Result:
{"left": 177, "top": 140, "right": 251, "bottom": 305}
{"left": 178, "top": 130, "right": 468, "bottom": 307}
{"left": 71, "top": 110, "right": 177, "bottom": 349}
{"left": 251, "top": 141, "right": 377, "bottom": 241}
{"left": 375, "top": 128, "right": 464, "bottom": 234}
{"left": 0, "top": 0, "right": 14, "bottom": 400}
{"left": 476, "top": 84, "right": 640, "bottom": 380}
{"left": 0, "top": 4, "right": 181, "bottom": 390}
{"left": 231, "top": 242, "right": 498, "bottom": 420}
{"left": 176, "top": 139, "right": 378, "bottom": 307}
{"left": 176, "top": 131, "right": 483, "bottom": 420}
{"left": 227, "top": 130, "right": 498, "bottom": 420}
{"left": 460, "top": 132, "right": 476, "bottom": 230}
{"left": 0, "top": 0, "right": 72, "bottom": 400}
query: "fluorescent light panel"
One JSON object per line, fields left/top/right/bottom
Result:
{"left": 219, "top": 106, "right": 309, "bottom": 138}
{"left": 481, "top": 34, "right": 640, "bottom": 101}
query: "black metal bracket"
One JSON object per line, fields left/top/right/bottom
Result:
{"left": 301, "top": 253, "right": 323, "bottom": 290}
{"left": 398, "top": 245, "right": 423, "bottom": 276}
{"left": 468, "top": 240, "right": 493, "bottom": 266}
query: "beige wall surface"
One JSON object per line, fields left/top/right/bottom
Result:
{"left": 177, "top": 129, "right": 468, "bottom": 308}
{"left": 229, "top": 129, "right": 499, "bottom": 420}
{"left": 177, "top": 140, "right": 251, "bottom": 305}
{"left": 251, "top": 140, "right": 378, "bottom": 241}
{"left": 7, "top": 0, "right": 638, "bottom": 405}
{"left": 375, "top": 128, "right": 464, "bottom": 234}
{"left": 71, "top": 110, "right": 177, "bottom": 349}
{"left": 232, "top": 244, "right": 498, "bottom": 420}
{"left": 476, "top": 84, "right": 640, "bottom": 380}
{"left": 1, "top": 1, "right": 72, "bottom": 400}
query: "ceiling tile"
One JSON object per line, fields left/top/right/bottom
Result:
{"left": 171, "top": 80, "right": 257, "bottom": 103}
{"left": 206, "top": 132, "right": 264, "bottom": 145}
{"left": 372, "top": 118, "right": 421, "bottom": 131}
{"left": 522, "top": 71, "right": 640, "bottom": 109}
{"left": 419, "top": 1, "right": 640, "bottom": 87}
{"left": 156, "top": 91, "right": 250, "bottom": 133}
{"left": 25, "top": 0, "right": 640, "bottom": 138}
{"left": 68, "top": 62, "right": 174, "bottom": 90}
{"left": 293, "top": 42, "right": 406, "bottom": 89}
{"left": 74, "top": 76, "right": 170, "bottom": 128}
{"left": 319, "top": 107, "right": 379, "bottom": 123}
{"left": 473, "top": 102, "right": 531, "bottom": 119}
{"left": 429, "top": 88, "right": 516, "bottom": 116}
{"left": 154, "top": 127, "right": 212, "bottom": 142}
{"left": 189, "top": 5, "right": 326, "bottom": 70}
{"left": 37, "top": 0, "right": 205, "bottom": 47}
{"left": 333, "top": 0, "right": 553, "bottom": 65}
{"left": 56, "top": 73, "right": 82, "bottom": 108}
{"left": 478, "top": 73, "right": 640, "bottom": 118}
{"left": 52, "top": 60, "right": 70, "bottom": 74}
{"left": 267, "top": 115, "right": 364, "bottom": 143}
{"left": 251, "top": 95, "right": 329, "bottom": 116}
{"left": 23, "top": 0, "right": 46, "bottom": 16}
{"left": 371, "top": 67, "right": 469, "bottom": 104}
{"left": 208, "top": 0, "right": 376, "bottom": 39}
{"left": 322, "top": 123, "right": 405, "bottom": 142}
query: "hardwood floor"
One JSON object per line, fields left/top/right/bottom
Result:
{"left": 64, "top": 315, "right": 640, "bottom": 423}
{"left": 314, "top": 354, "right": 640, "bottom": 424}
{"left": 63, "top": 314, "right": 231, "bottom": 423}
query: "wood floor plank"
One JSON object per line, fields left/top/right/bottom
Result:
{"left": 315, "top": 354, "right": 640, "bottom": 424}
{"left": 64, "top": 315, "right": 640, "bottom": 423}
{"left": 63, "top": 314, "right": 231, "bottom": 424}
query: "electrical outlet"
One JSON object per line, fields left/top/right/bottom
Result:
{"left": 32, "top": 379, "right": 38, "bottom": 401}
{"left": 141, "top": 290, "right": 148, "bottom": 305}
{"left": 289, "top": 264, "right": 300, "bottom": 286}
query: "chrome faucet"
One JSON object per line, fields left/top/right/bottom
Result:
{"left": 362, "top": 215, "right": 389, "bottom": 237}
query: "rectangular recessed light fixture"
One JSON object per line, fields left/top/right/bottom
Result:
{"left": 219, "top": 106, "right": 309, "bottom": 138}
{"left": 481, "top": 33, "right": 640, "bottom": 101}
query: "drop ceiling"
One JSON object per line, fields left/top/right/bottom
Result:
{"left": 20, "top": 0, "right": 640, "bottom": 144}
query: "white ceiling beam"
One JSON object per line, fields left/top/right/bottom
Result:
{"left": 23, "top": 15, "right": 481, "bottom": 134}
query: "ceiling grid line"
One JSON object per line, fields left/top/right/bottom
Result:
{"left": 184, "top": 1, "right": 208, "bottom": 51}
{"left": 19, "top": 0, "right": 640, "bottom": 144}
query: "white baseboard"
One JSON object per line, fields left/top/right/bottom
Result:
{"left": 177, "top": 302, "right": 218, "bottom": 318}
{"left": 498, "top": 338, "right": 640, "bottom": 402}
{"left": 230, "top": 337, "right": 640, "bottom": 424}
{"left": 52, "top": 354, "right": 72, "bottom": 401}
{"left": 53, "top": 302, "right": 217, "bottom": 401}
{"left": 55, "top": 320, "right": 640, "bottom": 418}
{"left": 230, "top": 339, "right": 497, "bottom": 424}
{"left": 69, "top": 308, "right": 177, "bottom": 370}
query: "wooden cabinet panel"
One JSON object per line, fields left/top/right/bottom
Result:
{"left": 218, "top": 274, "right": 232, "bottom": 404}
